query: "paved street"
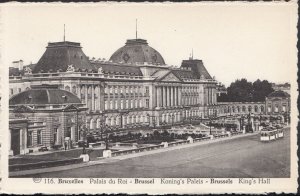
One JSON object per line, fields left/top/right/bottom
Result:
{"left": 25, "top": 128, "right": 290, "bottom": 178}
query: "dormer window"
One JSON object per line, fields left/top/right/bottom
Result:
{"left": 62, "top": 95, "right": 68, "bottom": 102}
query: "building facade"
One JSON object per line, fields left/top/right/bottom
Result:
{"left": 265, "top": 90, "right": 290, "bottom": 115}
{"left": 9, "top": 85, "right": 87, "bottom": 155}
{"left": 9, "top": 38, "right": 219, "bottom": 137}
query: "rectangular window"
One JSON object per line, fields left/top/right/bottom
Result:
{"left": 105, "top": 101, "right": 108, "bottom": 110}
{"left": 53, "top": 128, "right": 58, "bottom": 144}
{"left": 18, "top": 88, "right": 21, "bottom": 93}
{"left": 145, "top": 86, "right": 149, "bottom": 94}
{"left": 37, "top": 130, "right": 42, "bottom": 145}
{"left": 27, "top": 131, "right": 32, "bottom": 147}
{"left": 146, "top": 99, "right": 149, "bottom": 108}
{"left": 120, "top": 100, "right": 124, "bottom": 109}
{"left": 115, "top": 100, "right": 118, "bottom": 109}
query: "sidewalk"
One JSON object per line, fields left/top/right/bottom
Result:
{"left": 10, "top": 132, "right": 259, "bottom": 177}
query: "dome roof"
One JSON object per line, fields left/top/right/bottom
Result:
{"left": 109, "top": 39, "right": 165, "bottom": 65}
{"left": 9, "top": 85, "right": 81, "bottom": 105}
{"left": 33, "top": 41, "right": 94, "bottom": 73}
{"left": 267, "top": 90, "right": 290, "bottom": 98}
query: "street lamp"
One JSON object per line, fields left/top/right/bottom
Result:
{"left": 171, "top": 113, "right": 175, "bottom": 126}
{"left": 99, "top": 115, "right": 107, "bottom": 139}
{"left": 104, "top": 124, "right": 110, "bottom": 150}
{"left": 80, "top": 124, "right": 88, "bottom": 154}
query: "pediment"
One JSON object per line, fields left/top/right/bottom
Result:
{"left": 160, "top": 72, "right": 182, "bottom": 82}
{"left": 63, "top": 104, "right": 79, "bottom": 111}
{"left": 13, "top": 105, "right": 34, "bottom": 113}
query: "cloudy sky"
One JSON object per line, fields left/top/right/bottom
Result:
{"left": 2, "top": 2, "right": 297, "bottom": 86}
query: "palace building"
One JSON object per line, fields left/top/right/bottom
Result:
{"left": 9, "top": 38, "right": 219, "bottom": 152}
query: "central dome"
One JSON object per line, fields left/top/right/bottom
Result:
{"left": 109, "top": 39, "right": 165, "bottom": 65}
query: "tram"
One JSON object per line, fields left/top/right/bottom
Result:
{"left": 260, "top": 126, "right": 284, "bottom": 142}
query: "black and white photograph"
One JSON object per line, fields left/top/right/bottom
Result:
{"left": 1, "top": 2, "right": 298, "bottom": 194}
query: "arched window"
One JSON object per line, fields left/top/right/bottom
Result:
{"left": 90, "top": 119, "right": 94, "bottom": 129}
{"left": 275, "top": 105, "right": 279, "bottom": 112}
{"left": 65, "top": 85, "right": 70, "bottom": 92}
{"left": 81, "top": 86, "right": 85, "bottom": 99}
{"left": 72, "top": 86, "right": 77, "bottom": 94}
{"left": 261, "top": 106, "right": 264, "bottom": 112}
{"left": 242, "top": 106, "right": 246, "bottom": 112}
{"left": 113, "top": 117, "right": 116, "bottom": 126}
{"left": 88, "top": 86, "right": 92, "bottom": 95}
{"left": 248, "top": 106, "right": 252, "bottom": 112}
{"left": 96, "top": 119, "right": 101, "bottom": 128}
{"left": 254, "top": 106, "right": 258, "bottom": 113}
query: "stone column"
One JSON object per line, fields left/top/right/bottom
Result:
{"left": 77, "top": 85, "right": 81, "bottom": 101}
{"left": 161, "top": 87, "right": 164, "bottom": 107}
{"left": 85, "top": 84, "right": 88, "bottom": 106}
{"left": 163, "top": 86, "right": 167, "bottom": 107}
{"left": 24, "top": 128, "right": 27, "bottom": 153}
{"left": 178, "top": 87, "right": 181, "bottom": 106}
{"left": 98, "top": 84, "right": 102, "bottom": 111}
{"left": 136, "top": 86, "right": 140, "bottom": 108}
{"left": 166, "top": 86, "right": 170, "bottom": 107}
{"left": 19, "top": 129, "right": 23, "bottom": 154}
{"left": 174, "top": 87, "right": 178, "bottom": 106}
{"left": 170, "top": 86, "right": 174, "bottom": 106}
{"left": 156, "top": 86, "right": 161, "bottom": 107}
{"left": 91, "top": 85, "right": 95, "bottom": 111}
{"left": 211, "top": 88, "right": 213, "bottom": 105}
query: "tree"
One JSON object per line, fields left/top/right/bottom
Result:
{"left": 218, "top": 78, "right": 274, "bottom": 102}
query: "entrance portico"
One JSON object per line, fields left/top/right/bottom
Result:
{"left": 9, "top": 119, "right": 28, "bottom": 156}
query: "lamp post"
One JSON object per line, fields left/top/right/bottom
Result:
{"left": 171, "top": 113, "right": 175, "bottom": 126}
{"left": 80, "top": 124, "right": 88, "bottom": 154}
{"left": 104, "top": 125, "right": 110, "bottom": 150}
{"left": 99, "top": 115, "right": 107, "bottom": 139}
{"left": 240, "top": 115, "right": 244, "bottom": 131}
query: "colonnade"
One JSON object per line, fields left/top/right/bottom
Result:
{"left": 205, "top": 87, "right": 217, "bottom": 105}
{"left": 156, "top": 86, "right": 181, "bottom": 107}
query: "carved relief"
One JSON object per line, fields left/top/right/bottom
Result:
{"left": 24, "top": 67, "right": 32, "bottom": 75}
{"left": 66, "top": 64, "right": 75, "bottom": 72}
{"left": 98, "top": 67, "right": 103, "bottom": 74}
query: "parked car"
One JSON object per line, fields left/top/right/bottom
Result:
{"left": 77, "top": 140, "right": 88, "bottom": 148}
{"left": 38, "top": 146, "right": 48, "bottom": 152}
